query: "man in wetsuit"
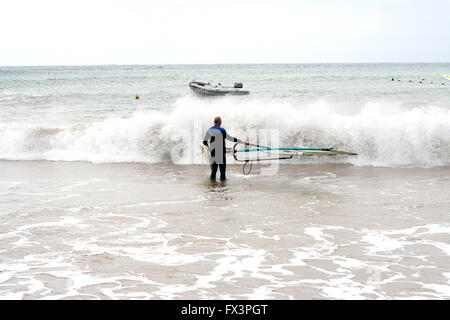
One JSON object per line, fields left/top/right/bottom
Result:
{"left": 203, "top": 116, "right": 245, "bottom": 180}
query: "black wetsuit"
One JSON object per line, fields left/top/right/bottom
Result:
{"left": 203, "top": 125, "right": 238, "bottom": 180}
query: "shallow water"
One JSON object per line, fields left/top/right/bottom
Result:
{"left": 1, "top": 160, "right": 449, "bottom": 299}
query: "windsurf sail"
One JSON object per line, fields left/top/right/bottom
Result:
{"left": 438, "top": 73, "right": 450, "bottom": 82}
{"left": 235, "top": 146, "right": 357, "bottom": 156}
{"left": 232, "top": 143, "right": 357, "bottom": 175}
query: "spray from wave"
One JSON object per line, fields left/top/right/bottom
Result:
{"left": 1, "top": 96, "right": 450, "bottom": 167}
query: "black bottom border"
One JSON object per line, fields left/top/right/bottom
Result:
{"left": 1, "top": 299, "right": 443, "bottom": 318}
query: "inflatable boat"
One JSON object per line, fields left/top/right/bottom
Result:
{"left": 189, "top": 81, "right": 250, "bottom": 95}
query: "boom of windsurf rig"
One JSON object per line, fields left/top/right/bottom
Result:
{"left": 232, "top": 142, "right": 358, "bottom": 175}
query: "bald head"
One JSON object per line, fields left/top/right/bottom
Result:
{"left": 214, "top": 116, "right": 222, "bottom": 126}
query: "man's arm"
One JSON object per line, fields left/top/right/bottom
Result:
{"left": 225, "top": 131, "right": 246, "bottom": 144}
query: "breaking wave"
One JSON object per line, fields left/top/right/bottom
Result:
{"left": 1, "top": 96, "right": 450, "bottom": 167}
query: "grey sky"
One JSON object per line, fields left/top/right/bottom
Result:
{"left": 0, "top": 0, "right": 449, "bottom": 66}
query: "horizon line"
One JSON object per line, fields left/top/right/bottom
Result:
{"left": 1, "top": 61, "right": 450, "bottom": 68}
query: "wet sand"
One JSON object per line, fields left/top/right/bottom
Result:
{"left": 1, "top": 160, "right": 450, "bottom": 299}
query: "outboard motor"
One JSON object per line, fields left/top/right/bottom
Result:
{"left": 234, "top": 82, "right": 243, "bottom": 88}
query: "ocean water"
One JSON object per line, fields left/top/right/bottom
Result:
{"left": 1, "top": 64, "right": 450, "bottom": 299}
{"left": 1, "top": 64, "right": 450, "bottom": 165}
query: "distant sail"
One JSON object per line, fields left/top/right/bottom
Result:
{"left": 438, "top": 73, "right": 450, "bottom": 81}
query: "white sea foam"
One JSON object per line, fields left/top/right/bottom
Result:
{"left": 1, "top": 96, "right": 450, "bottom": 166}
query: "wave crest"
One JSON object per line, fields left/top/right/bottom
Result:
{"left": 1, "top": 96, "right": 450, "bottom": 167}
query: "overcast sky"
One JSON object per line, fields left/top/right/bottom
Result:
{"left": 0, "top": 0, "right": 449, "bottom": 66}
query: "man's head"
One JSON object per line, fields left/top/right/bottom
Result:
{"left": 214, "top": 116, "right": 222, "bottom": 126}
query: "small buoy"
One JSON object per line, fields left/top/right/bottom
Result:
{"left": 391, "top": 78, "right": 394, "bottom": 81}
{"left": 135, "top": 94, "right": 140, "bottom": 100}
